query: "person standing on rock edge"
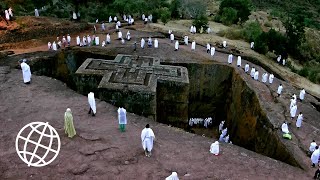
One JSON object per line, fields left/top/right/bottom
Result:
{"left": 210, "top": 141, "right": 219, "bottom": 155}
{"left": 118, "top": 107, "right": 127, "bottom": 132}
{"left": 141, "top": 124, "right": 155, "bottom": 157}
{"left": 296, "top": 112, "right": 303, "bottom": 129}
{"left": 20, "top": 59, "right": 31, "bottom": 84}
{"left": 277, "top": 84, "right": 283, "bottom": 97}
{"left": 88, "top": 92, "right": 96, "bottom": 116}
{"left": 311, "top": 146, "right": 320, "bottom": 167}
{"left": 64, "top": 108, "right": 76, "bottom": 138}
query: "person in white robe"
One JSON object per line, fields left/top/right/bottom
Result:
{"left": 207, "top": 27, "right": 211, "bottom": 34}
{"left": 222, "top": 128, "right": 228, "bottom": 137}
{"left": 141, "top": 38, "right": 145, "bottom": 49}
{"left": 227, "top": 54, "right": 233, "bottom": 64}
{"left": 87, "top": 35, "right": 91, "bottom": 46}
{"left": 311, "top": 147, "right": 320, "bottom": 167}
{"left": 183, "top": 36, "right": 188, "bottom": 45}
{"left": 72, "top": 12, "right": 77, "bottom": 20}
{"left": 296, "top": 112, "right": 303, "bottom": 128}
{"left": 147, "top": 37, "right": 152, "bottom": 47}
{"left": 190, "top": 26, "right": 193, "bottom": 33}
{"left": 281, "top": 122, "right": 289, "bottom": 134}
{"left": 95, "top": 36, "right": 99, "bottom": 45}
{"left": 106, "top": 34, "right": 111, "bottom": 44}
{"left": 118, "top": 31, "right": 123, "bottom": 40}
{"left": 118, "top": 107, "right": 127, "bottom": 132}
{"left": 62, "top": 36, "right": 67, "bottom": 47}
{"left": 76, "top": 36, "right": 80, "bottom": 46}
{"left": 250, "top": 67, "right": 255, "bottom": 78}
{"left": 219, "top": 121, "right": 224, "bottom": 133}
{"left": 168, "top": 29, "right": 172, "bottom": 38}
{"left": 109, "top": 16, "right": 112, "bottom": 23}
{"left": 224, "top": 135, "right": 229, "bottom": 143}
{"left": 47, "top": 42, "right": 51, "bottom": 50}
{"left": 20, "top": 59, "right": 32, "bottom": 84}
{"left": 142, "top": 14, "right": 145, "bottom": 20}
{"left": 126, "top": 31, "right": 131, "bottom": 41}
{"left": 175, "top": 40, "right": 179, "bottom": 51}
{"left": 121, "top": 38, "right": 125, "bottom": 44}
{"left": 210, "top": 47, "right": 215, "bottom": 57}
{"left": 154, "top": 38, "right": 159, "bottom": 48}
{"left": 310, "top": 141, "right": 317, "bottom": 154}
{"left": 52, "top": 41, "right": 57, "bottom": 50}
{"left": 35, "top": 9, "right": 39, "bottom": 17}
{"left": 250, "top": 42, "right": 254, "bottom": 49}
{"left": 292, "top": 94, "right": 297, "bottom": 101}
{"left": 210, "top": 141, "right": 219, "bottom": 155}
{"left": 262, "top": 73, "right": 268, "bottom": 83}
{"left": 191, "top": 41, "right": 196, "bottom": 50}
{"left": 101, "top": 23, "right": 105, "bottom": 31}
{"left": 141, "top": 124, "right": 155, "bottom": 157}
{"left": 193, "top": 26, "right": 196, "bottom": 34}
{"left": 237, "top": 56, "right": 241, "bottom": 67}
{"left": 82, "top": 36, "right": 86, "bottom": 46}
{"left": 219, "top": 134, "right": 225, "bottom": 142}
{"left": 206, "top": 43, "right": 210, "bottom": 53}
{"left": 5, "top": 10, "right": 10, "bottom": 20}
{"left": 290, "top": 104, "right": 297, "bottom": 119}
{"left": 8, "top": 7, "right": 13, "bottom": 19}
{"left": 144, "top": 17, "right": 148, "bottom": 24}
{"left": 223, "top": 41, "right": 227, "bottom": 48}
{"left": 117, "top": 21, "right": 121, "bottom": 27}
{"left": 170, "top": 33, "right": 174, "bottom": 43}
{"left": 88, "top": 92, "right": 96, "bottom": 116}
{"left": 282, "top": 59, "right": 286, "bottom": 66}
{"left": 277, "top": 84, "right": 283, "bottom": 97}
{"left": 254, "top": 71, "right": 259, "bottom": 81}
{"left": 290, "top": 98, "right": 296, "bottom": 110}
{"left": 101, "top": 41, "right": 106, "bottom": 47}
{"left": 269, "top": 74, "right": 274, "bottom": 84}
{"left": 114, "top": 16, "right": 117, "bottom": 22}
{"left": 123, "top": 14, "right": 126, "bottom": 20}
{"left": 277, "top": 55, "right": 281, "bottom": 63}
{"left": 299, "top": 89, "right": 306, "bottom": 101}
{"left": 244, "top": 63, "right": 249, "bottom": 73}
{"left": 166, "top": 172, "right": 179, "bottom": 180}
{"left": 67, "top": 34, "right": 71, "bottom": 46}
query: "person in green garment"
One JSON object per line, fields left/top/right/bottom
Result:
{"left": 64, "top": 108, "right": 76, "bottom": 138}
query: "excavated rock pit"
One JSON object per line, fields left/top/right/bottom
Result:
{"left": 7, "top": 48, "right": 301, "bottom": 168}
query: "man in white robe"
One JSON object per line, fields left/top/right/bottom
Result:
{"left": 219, "top": 121, "right": 224, "bottom": 133}
{"left": 262, "top": 73, "right": 268, "bottom": 83}
{"left": 101, "top": 23, "right": 105, "bottom": 31}
{"left": 20, "top": 59, "right": 31, "bottom": 84}
{"left": 299, "top": 89, "right": 306, "bottom": 101}
{"left": 142, "top": 14, "right": 145, "bottom": 20}
{"left": 244, "top": 63, "right": 249, "bottom": 73}
{"left": 254, "top": 71, "right": 259, "bottom": 81}
{"left": 101, "top": 41, "right": 106, "bottom": 47}
{"left": 95, "top": 36, "right": 99, "bottom": 45}
{"left": 166, "top": 172, "right": 179, "bottom": 180}
{"left": 117, "top": 21, "right": 121, "bottom": 27}
{"left": 207, "top": 27, "right": 211, "bottom": 34}
{"left": 141, "top": 38, "right": 145, "bottom": 49}
{"left": 206, "top": 43, "right": 210, "bottom": 53}
{"left": 311, "top": 147, "right": 320, "bottom": 167}
{"left": 290, "top": 98, "right": 296, "bottom": 110}
{"left": 126, "top": 31, "right": 131, "bottom": 41}
{"left": 310, "top": 141, "right": 317, "bottom": 154}
{"left": 48, "top": 42, "right": 51, "bottom": 50}
{"left": 144, "top": 17, "right": 148, "bottom": 24}
{"left": 184, "top": 36, "right": 188, "bottom": 45}
{"left": 224, "top": 135, "right": 229, "bottom": 143}
{"left": 250, "top": 67, "right": 255, "bottom": 78}
{"left": 190, "top": 26, "right": 193, "bottom": 33}
{"left": 72, "top": 12, "right": 77, "bottom": 20}
{"left": 290, "top": 104, "right": 297, "bottom": 119}
{"left": 87, "top": 35, "right": 91, "bottom": 46}
{"left": 277, "top": 55, "right": 281, "bottom": 63}
{"left": 281, "top": 122, "right": 289, "bottom": 134}
{"left": 282, "top": 59, "right": 286, "bottom": 66}
{"left": 210, "top": 47, "right": 215, "bottom": 57}
{"left": 168, "top": 29, "right": 172, "bottom": 38}
{"left": 170, "top": 33, "right": 174, "bottom": 43}
{"left": 269, "top": 74, "right": 274, "bottom": 84}
{"left": 118, "top": 107, "right": 127, "bottom": 132}
{"left": 76, "top": 36, "right": 80, "bottom": 46}
{"left": 292, "top": 94, "right": 297, "bottom": 101}
{"left": 193, "top": 26, "right": 196, "bottom": 34}
{"left": 191, "top": 41, "right": 196, "bottom": 50}
{"left": 88, "top": 92, "right": 96, "bottom": 116}
{"left": 114, "top": 16, "right": 117, "bottom": 22}
{"left": 8, "top": 7, "right": 13, "bottom": 19}
{"left": 210, "top": 141, "right": 219, "bottom": 155}
{"left": 154, "top": 38, "right": 159, "bottom": 48}
{"left": 5, "top": 10, "right": 10, "bottom": 21}
{"left": 296, "top": 112, "right": 303, "bottom": 128}
{"left": 121, "top": 38, "right": 125, "bottom": 44}
{"left": 175, "top": 41, "right": 179, "bottom": 51}
{"left": 237, "top": 56, "right": 241, "bottom": 67}
{"left": 62, "top": 36, "right": 67, "bottom": 48}
{"left": 35, "top": 9, "right": 39, "bottom": 17}
{"left": 277, "top": 84, "right": 283, "bottom": 97}
{"left": 118, "top": 31, "right": 122, "bottom": 40}
{"left": 147, "top": 37, "right": 152, "bottom": 48}
{"left": 106, "top": 34, "right": 111, "bottom": 44}
{"left": 227, "top": 54, "right": 233, "bottom": 64}
{"left": 250, "top": 42, "right": 254, "bottom": 49}
{"left": 223, "top": 41, "right": 227, "bottom": 48}
{"left": 52, "top": 41, "right": 57, "bottom": 50}
{"left": 221, "top": 128, "right": 228, "bottom": 137}
{"left": 141, "top": 124, "right": 155, "bottom": 157}
{"left": 109, "top": 16, "right": 112, "bottom": 23}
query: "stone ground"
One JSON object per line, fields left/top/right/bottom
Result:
{"left": 0, "top": 18, "right": 320, "bottom": 179}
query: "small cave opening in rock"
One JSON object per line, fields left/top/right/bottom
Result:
{"left": 27, "top": 49, "right": 301, "bottom": 168}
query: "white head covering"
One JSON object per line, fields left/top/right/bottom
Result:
{"left": 165, "top": 172, "right": 179, "bottom": 180}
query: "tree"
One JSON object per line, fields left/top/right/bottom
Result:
{"left": 192, "top": 14, "right": 209, "bottom": 33}
{"left": 220, "top": 7, "right": 237, "bottom": 25}
{"left": 218, "top": 0, "right": 252, "bottom": 24}
{"left": 170, "top": 0, "right": 181, "bottom": 19}
{"left": 160, "top": 7, "right": 171, "bottom": 25}
{"left": 242, "top": 21, "right": 262, "bottom": 42}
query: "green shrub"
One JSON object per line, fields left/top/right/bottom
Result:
{"left": 160, "top": 7, "right": 171, "bottom": 25}
{"left": 254, "top": 32, "right": 268, "bottom": 54}
{"left": 298, "top": 67, "right": 309, "bottom": 77}
{"left": 218, "top": 0, "right": 252, "bottom": 24}
{"left": 192, "top": 14, "right": 209, "bottom": 33}
{"left": 220, "top": 7, "right": 238, "bottom": 25}
{"left": 242, "top": 21, "right": 262, "bottom": 42}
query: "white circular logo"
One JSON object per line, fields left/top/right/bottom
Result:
{"left": 15, "top": 122, "right": 61, "bottom": 167}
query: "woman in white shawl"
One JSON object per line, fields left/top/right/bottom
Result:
{"left": 141, "top": 124, "right": 155, "bottom": 157}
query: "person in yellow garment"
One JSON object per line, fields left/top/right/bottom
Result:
{"left": 64, "top": 108, "right": 76, "bottom": 138}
